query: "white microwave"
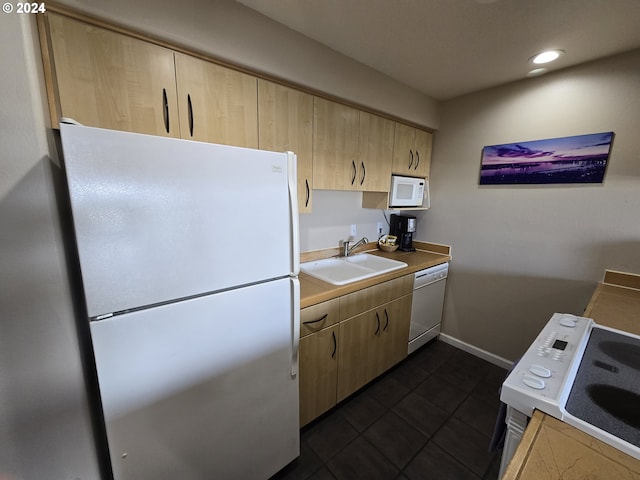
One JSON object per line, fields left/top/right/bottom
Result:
{"left": 389, "top": 175, "right": 429, "bottom": 208}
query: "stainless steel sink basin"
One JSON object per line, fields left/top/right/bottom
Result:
{"left": 300, "top": 253, "right": 408, "bottom": 285}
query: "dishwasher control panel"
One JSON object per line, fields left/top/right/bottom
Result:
{"left": 413, "top": 263, "right": 448, "bottom": 288}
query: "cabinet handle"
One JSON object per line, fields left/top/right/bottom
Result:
{"left": 187, "top": 94, "right": 194, "bottom": 137}
{"left": 415, "top": 150, "right": 420, "bottom": 170}
{"left": 351, "top": 160, "right": 357, "bottom": 185}
{"left": 162, "top": 88, "right": 169, "bottom": 133}
{"left": 305, "top": 179, "right": 310, "bottom": 207}
{"left": 408, "top": 149, "right": 414, "bottom": 170}
{"left": 331, "top": 331, "right": 337, "bottom": 359}
{"left": 303, "top": 313, "right": 328, "bottom": 325}
{"left": 383, "top": 308, "right": 389, "bottom": 331}
{"left": 375, "top": 312, "right": 380, "bottom": 335}
{"left": 360, "top": 161, "right": 366, "bottom": 186}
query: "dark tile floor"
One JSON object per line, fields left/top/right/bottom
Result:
{"left": 273, "top": 339, "right": 508, "bottom": 480}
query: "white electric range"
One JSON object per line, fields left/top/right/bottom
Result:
{"left": 499, "top": 312, "right": 640, "bottom": 477}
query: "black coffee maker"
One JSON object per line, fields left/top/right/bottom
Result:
{"left": 389, "top": 214, "right": 416, "bottom": 252}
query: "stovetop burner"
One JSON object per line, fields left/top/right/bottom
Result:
{"left": 599, "top": 339, "right": 640, "bottom": 371}
{"left": 565, "top": 326, "right": 640, "bottom": 447}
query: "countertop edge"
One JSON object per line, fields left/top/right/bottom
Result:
{"left": 502, "top": 411, "right": 545, "bottom": 480}
{"left": 300, "top": 248, "right": 451, "bottom": 309}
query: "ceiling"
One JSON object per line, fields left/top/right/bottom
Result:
{"left": 235, "top": 0, "right": 640, "bottom": 101}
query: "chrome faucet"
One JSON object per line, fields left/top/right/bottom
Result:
{"left": 342, "top": 236, "right": 369, "bottom": 257}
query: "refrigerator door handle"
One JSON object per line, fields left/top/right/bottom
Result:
{"left": 290, "top": 277, "right": 300, "bottom": 377}
{"left": 287, "top": 152, "right": 300, "bottom": 276}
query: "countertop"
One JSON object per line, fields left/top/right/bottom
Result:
{"left": 502, "top": 270, "right": 640, "bottom": 480}
{"left": 300, "top": 241, "right": 451, "bottom": 309}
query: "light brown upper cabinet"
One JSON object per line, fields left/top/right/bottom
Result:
{"left": 43, "top": 13, "right": 180, "bottom": 137}
{"left": 313, "top": 97, "right": 394, "bottom": 192}
{"left": 258, "top": 80, "right": 314, "bottom": 213}
{"left": 357, "top": 111, "right": 395, "bottom": 191}
{"left": 313, "top": 98, "right": 359, "bottom": 190}
{"left": 174, "top": 53, "right": 258, "bottom": 148}
{"left": 391, "top": 123, "right": 433, "bottom": 178}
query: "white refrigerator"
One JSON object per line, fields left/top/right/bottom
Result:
{"left": 59, "top": 123, "right": 300, "bottom": 480}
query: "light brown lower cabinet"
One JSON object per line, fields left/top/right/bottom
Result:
{"left": 299, "top": 325, "right": 339, "bottom": 427}
{"left": 337, "top": 295, "right": 412, "bottom": 402}
{"left": 298, "top": 275, "right": 413, "bottom": 426}
{"left": 376, "top": 295, "right": 413, "bottom": 376}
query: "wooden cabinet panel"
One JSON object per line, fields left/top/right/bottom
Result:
{"left": 392, "top": 123, "right": 415, "bottom": 175}
{"left": 336, "top": 310, "right": 380, "bottom": 402}
{"left": 299, "top": 325, "right": 339, "bottom": 426}
{"left": 336, "top": 295, "right": 412, "bottom": 402}
{"left": 357, "top": 112, "right": 395, "bottom": 191}
{"left": 392, "top": 123, "right": 432, "bottom": 178}
{"left": 340, "top": 275, "right": 413, "bottom": 320}
{"left": 300, "top": 298, "right": 340, "bottom": 338}
{"left": 376, "top": 295, "right": 412, "bottom": 374}
{"left": 413, "top": 129, "right": 433, "bottom": 178}
{"left": 312, "top": 97, "right": 360, "bottom": 190}
{"left": 175, "top": 52, "right": 258, "bottom": 147}
{"left": 45, "top": 13, "right": 180, "bottom": 137}
{"left": 313, "top": 98, "right": 396, "bottom": 192}
{"left": 258, "top": 80, "right": 314, "bottom": 212}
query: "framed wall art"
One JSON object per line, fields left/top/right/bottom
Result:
{"left": 479, "top": 132, "right": 614, "bottom": 185}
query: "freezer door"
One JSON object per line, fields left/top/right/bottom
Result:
{"left": 90, "top": 278, "right": 299, "bottom": 480}
{"left": 60, "top": 123, "right": 298, "bottom": 318}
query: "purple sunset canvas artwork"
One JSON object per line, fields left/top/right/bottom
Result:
{"left": 480, "top": 132, "right": 614, "bottom": 185}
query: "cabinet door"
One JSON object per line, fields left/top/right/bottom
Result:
{"left": 336, "top": 310, "right": 381, "bottom": 402}
{"left": 392, "top": 123, "right": 433, "bottom": 178}
{"left": 299, "top": 325, "right": 339, "bottom": 426}
{"left": 357, "top": 112, "right": 394, "bottom": 191}
{"left": 376, "top": 295, "right": 412, "bottom": 375}
{"left": 391, "top": 123, "right": 416, "bottom": 176}
{"left": 258, "top": 80, "right": 314, "bottom": 212}
{"left": 175, "top": 53, "right": 258, "bottom": 147}
{"left": 45, "top": 13, "right": 180, "bottom": 137}
{"left": 312, "top": 98, "right": 359, "bottom": 190}
{"left": 413, "top": 129, "right": 433, "bottom": 178}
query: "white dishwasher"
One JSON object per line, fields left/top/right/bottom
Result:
{"left": 408, "top": 263, "right": 449, "bottom": 354}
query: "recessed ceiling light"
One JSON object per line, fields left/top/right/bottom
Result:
{"left": 530, "top": 50, "right": 565, "bottom": 64}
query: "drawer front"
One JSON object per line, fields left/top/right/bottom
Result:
{"left": 340, "top": 274, "right": 413, "bottom": 320}
{"left": 300, "top": 298, "right": 340, "bottom": 337}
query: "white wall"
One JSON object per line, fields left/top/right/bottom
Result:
{"left": 299, "top": 191, "right": 393, "bottom": 252}
{"left": 0, "top": 14, "right": 100, "bottom": 480}
{"left": 55, "top": 0, "right": 439, "bottom": 130}
{"left": 421, "top": 50, "right": 640, "bottom": 362}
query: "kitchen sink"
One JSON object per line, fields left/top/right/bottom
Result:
{"left": 300, "top": 253, "right": 408, "bottom": 285}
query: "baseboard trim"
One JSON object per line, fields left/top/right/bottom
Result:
{"left": 439, "top": 333, "right": 513, "bottom": 370}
